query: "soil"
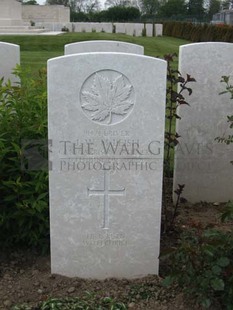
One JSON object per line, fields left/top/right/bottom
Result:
{"left": 0, "top": 196, "right": 231, "bottom": 310}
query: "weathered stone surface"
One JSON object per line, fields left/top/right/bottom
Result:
{"left": 22, "top": 4, "right": 70, "bottom": 23}
{"left": 0, "top": 0, "right": 22, "bottom": 26}
{"left": 134, "top": 23, "right": 144, "bottom": 37}
{"left": 125, "top": 23, "right": 135, "bottom": 36}
{"left": 48, "top": 52, "right": 166, "bottom": 279}
{"left": 65, "top": 40, "right": 144, "bottom": 55}
{"left": 173, "top": 42, "right": 233, "bottom": 203}
{"left": 155, "top": 24, "right": 163, "bottom": 36}
{"left": 0, "top": 41, "right": 20, "bottom": 85}
{"left": 145, "top": 24, "right": 153, "bottom": 37}
{"left": 115, "top": 23, "right": 126, "bottom": 34}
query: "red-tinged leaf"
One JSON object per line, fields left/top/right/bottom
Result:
{"left": 178, "top": 99, "right": 190, "bottom": 105}
{"left": 187, "top": 74, "right": 196, "bottom": 82}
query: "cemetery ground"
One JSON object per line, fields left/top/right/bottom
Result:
{"left": 1, "top": 34, "right": 233, "bottom": 309}
{"left": 0, "top": 200, "right": 231, "bottom": 310}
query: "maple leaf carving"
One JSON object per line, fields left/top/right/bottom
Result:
{"left": 81, "top": 73, "right": 133, "bottom": 124}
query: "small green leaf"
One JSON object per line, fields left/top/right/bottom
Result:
{"left": 162, "top": 276, "right": 174, "bottom": 287}
{"left": 210, "top": 278, "right": 225, "bottom": 291}
{"left": 201, "top": 298, "right": 211, "bottom": 308}
{"left": 212, "top": 265, "right": 222, "bottom": 275}
{"left": 217, "top": 257, "right": 230, "bottom": 267}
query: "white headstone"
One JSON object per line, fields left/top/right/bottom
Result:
{"left": 48, "top": 52, "right": 166, "bottom": 279}
{"left": 73, "top": 22, "right": 84, "bottom": 32}
{"left": 173, "top": 42, "right": 233, "bottom": 203}
{"left": 82, "top": 23, "right": 92, "bottom": 33}
{"left": 65, "top": 40, "right": 144, "bottom": 55}
{"left": 72, "top": 23, "right": 112, "bottom": 33}
{"left": 0, "top": 42, "right": 20, "bottom": 85}
{"left": 90, "top": 22, "right": 101, "bottom": 32}
{"left": 115, "top": 23, "right": 126, "bottom": 34}
{"left": 134, "top": 23, "right": 144, "bottom": 36}
{"left": 125, "top": 23, "right": 135, "bottom": 36}
{"left": 145, "top": 24, "right": 153, "bottom": 37}
{"left": 100, "top": 23, "right": 113, "bottom": 33}
{"left": 73, "top": 22, "right": 92, "bottom": 32}
{"left": 155, "top": 24, "right": 163, "bottom": 36}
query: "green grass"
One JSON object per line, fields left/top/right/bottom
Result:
{"left": 0, "top": 33, "right": 190, "bottom": 71}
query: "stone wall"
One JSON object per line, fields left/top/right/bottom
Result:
{"left": 22, "top": 5, "right": 70, "bottom": 23}
{"left": 0, "top": 0, "right": 22, "bottom": 26}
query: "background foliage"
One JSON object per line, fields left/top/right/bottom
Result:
{"left": 0, "top": 67, "right": 49, "bottom": 251}
{"left": 163, "top": 21, "right": 233, "bottom": 43}
{"left": 24, "top": 0, "right": 221, "bottom": 22}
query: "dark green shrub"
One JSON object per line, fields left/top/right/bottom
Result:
{"left": 163, "top": 21, "right": 233, "bottom": 43}
{"left": 0, "top": 66, "right": 49, "bottom": 251}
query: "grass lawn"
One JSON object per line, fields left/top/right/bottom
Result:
{"left": 0, "top": 32, "right": 190, "bottom": 71}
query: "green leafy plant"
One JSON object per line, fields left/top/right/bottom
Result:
{"left": 221, "top": 200, "right": 233, "bottom": 222}
{"left": 161, "top": 225, "right": 233, "bottom": 309}
{"left": 162, "top": 53, "right": 195, "bottom": 233}
{"left": 164, "top": 53, "right": 196, "bottom": 177}
{"left": 215, "top": 76, "right": 233, "bottom": 153}
{"left": 13, "top": 294, "right": 127, "bottom": 310}
{"left": 215, "top": 75, "right": 233, "bottom": 226}
{"left": 0, "top": 66, "right": 49, "bottom": 251}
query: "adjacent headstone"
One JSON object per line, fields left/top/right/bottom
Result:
{"left": 90, "top": 22, "right": 101, "bottom": 32}
{"left": 65, "top": 40, "right": 144, "bottom": 55}
{"left": 145, "top": 24, "right": 153, "bottom": 37}
{"left": 155, "top": 24, "right": 163, "bottom": 36}
{"left": 134, "top": 23, "right": 144, "bottom": 36}
{"left": 173, "top": 42, "right": 233, "bottom": 203}
{"left": 73, "top": 22, "right": 85, "bottom": 32}
{"left": 115, "top": 23, "right": 126, "bottom": 34}
{"left": 99, "top": 22, "right": 112, "bottom": 33}
{"left": 73, "top": 22, "right": 92, "bottom": 32}
{"left": 48, "top": 52, "right": 166, "bottom": 279}
{"left": 0, "top": 42, "right": 20, "bottom": 85}
{"left": 82, "top": 23, "right": 92, "bottom": 33}
{"left": 125, "top": 23, "right": 135, "bottom": 36}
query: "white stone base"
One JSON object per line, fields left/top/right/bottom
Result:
{"left": 0, "top": 19, "right": 23, "bottom": 26}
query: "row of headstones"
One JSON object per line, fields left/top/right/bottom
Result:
{"left": 1, "top": 40, "right": 233, "bottom": 279}
{"left": 36, "top": 22, "right": 163, "bottom": 37}
{"left": 74, "top": 22, "right": 163, "bottom": 37}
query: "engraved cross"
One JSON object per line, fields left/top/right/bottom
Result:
{"left": 88, "top": 171, "right": 125, "bottom": 229}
